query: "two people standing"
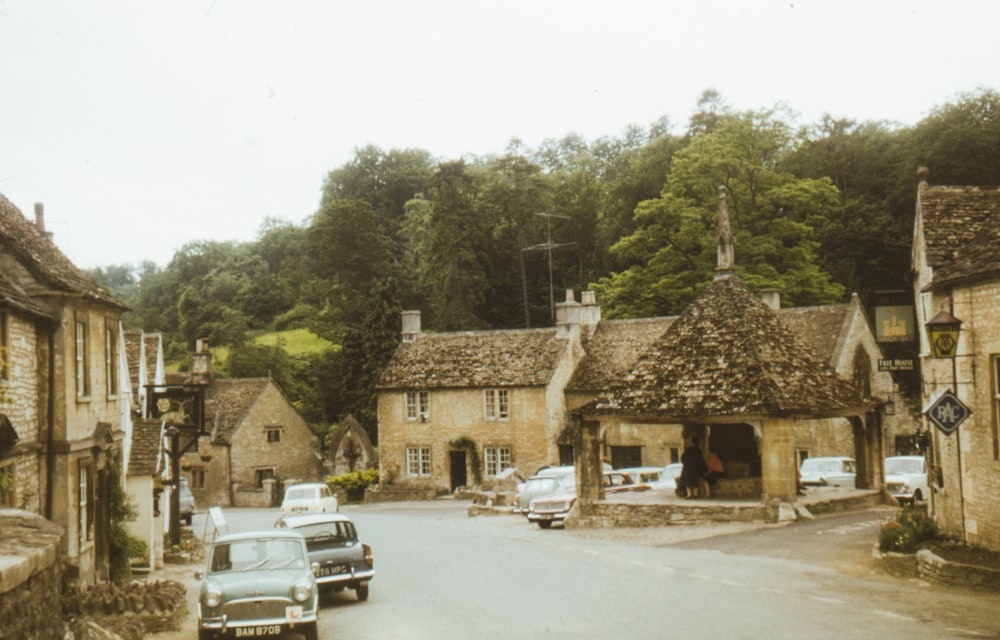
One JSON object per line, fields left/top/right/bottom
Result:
{"left": 679, "top": 436, "right": 725, "bottom": 499}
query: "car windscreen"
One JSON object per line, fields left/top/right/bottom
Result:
{"left": 284, "top": 487, "right": 315, "bottom": 501}
{"left": 210, "top": 538, "right": 305, "bottom": 573}
{"left": 293, "top": 521, "right": 358, "bottom": 546}
{"left": 525, "top": 477, "right": 559, "bottom": 491}
{"left": 885, "top": 458, "right": 924, "bottom": 475}
{"left": 802, "top": 460, "right": 844, "bottom": 473}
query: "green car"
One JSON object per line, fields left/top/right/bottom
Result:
{"left": 197, "top": 529, "right": 319, "bottom": 640}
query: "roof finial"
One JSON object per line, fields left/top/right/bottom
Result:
{"left": 716, "top": 185, "right": 735, "bottom": 278}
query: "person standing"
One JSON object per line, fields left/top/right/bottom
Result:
{"left": 701, "top": 450, "right": 724, "bottom": 497}
{"left": 680, "top": 437, "right": 708, "bottom": 499}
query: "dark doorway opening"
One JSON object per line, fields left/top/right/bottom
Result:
{"left": 449, "top": 451, "right": 467, "bottom": 492}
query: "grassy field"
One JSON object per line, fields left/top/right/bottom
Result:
{"left": 166, "top": 328, "right": 335, "bottom": 372}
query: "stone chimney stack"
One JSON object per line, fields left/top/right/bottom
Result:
{"left": 555, "top": 289, "right": 581, "bottom": 337}
{"left": 34, "top": 203, "right": 45, "bottom": 233}
{"left": 187, "top": 338, "right": 213, "bottom": 386}
{"left": 760, "top": 288, "right": 781, "bottom": 311}
{"left": 401, "top": 310, "right": 422, "bottom": 342}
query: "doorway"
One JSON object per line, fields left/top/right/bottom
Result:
{"left": 449, "top": 451, "right": 467, "bottom": 492}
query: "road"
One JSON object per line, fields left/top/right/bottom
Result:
{"left": 167, "top": 502, "right": 1000, "bottom": 640}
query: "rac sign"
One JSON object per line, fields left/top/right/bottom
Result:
{"left": 925, "top": 389, "right": 971, "bottom": 435}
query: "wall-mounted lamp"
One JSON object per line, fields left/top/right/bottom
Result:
{"left": 926, "top": 310, "right": 963, "bottom": 358}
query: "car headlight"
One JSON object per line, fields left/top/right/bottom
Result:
{"left": 204, "top": 587, "right": 222, "bottom": 608}
{"left": 293, "top": 580, "right": 313, "bottom": 603}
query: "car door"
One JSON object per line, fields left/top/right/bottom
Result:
{"left": 320, "top": 486, "right": 338, "bottom": 512}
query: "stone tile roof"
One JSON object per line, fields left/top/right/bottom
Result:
{"left": 588, "top": 276, "right": 867, "bottom": 419}
{"left": 144, "top": 334, "right": 161, "bottom": 383}
{"left": 0, "top": 270, "right": 53, "bottom": 320}
{"left": 124, "top": 330, "right": 143, "bottom": 393}
{"left": 377, "top": 328, "right": 566, "bottom": 390}
{"left": 567, "top": 317, "right": 676, "bottom": 392}
{"left": 925, "top": 187, "right": 1000, "bottom": 286}
{"left": 776, "top": 303, "right": 851, "bottom": 367}
{"left": 205, "top": 378, "right": 271, "bottom": 444}
{"left": 0, "top": 194, "right": 126, "bottom": 310}
{"left": 128, "top": 419, "right": 163, "bottom": 477}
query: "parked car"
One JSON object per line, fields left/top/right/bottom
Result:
{"left": 179, "top": 476, "right": 196, "bottom": 526}
{"left": 276, "top": 513, "right": 374, "bottom": 601}
{"left": 197, "top": 529, "right": 319, "bottom": 640}
{"left": 280, "top": 482, "right": 338, "bottom": 517}
{"left": 799, "top": 456, "right": 856, "bottom": 488}
{"left": 514, "top": 466, "right": 575, "bottom": 514}
{"left": 884, "top": 455, "right": 929, "bottom": 504}
{"left": 651, "top": 462, "right": 684, "bottom": 492}
{"left": 527, "top": 471, "right": 636, "bottom": 529}
{"left": 615, "top": 466, "right": 662, "bottom": 487}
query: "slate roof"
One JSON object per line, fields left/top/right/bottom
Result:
{"left": 587, "top": 276, "right": 868, "bottom": 419}
{"left": 922, "top": 186, "right": 1000, "bottom": 287}
{"left": 128, "top": 419, "right": 163, "bottom": 477}
{"left": 0, "top": 194, "right": 126, "bottom": 310}
{"left": 205, "top": 378, "right": 271, "bottom": 444}
{"left": 377, "top": 328, "right": 566, "bottom": 390}
{"left": 567, "top": 317, "right": 676, "bottom": 393}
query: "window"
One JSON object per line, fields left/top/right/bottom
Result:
{"left": 610, "top": 446, "right": 642, "bottom": 469}
{"left": 993, "top": 356, "right": 1000, "bottom": 459}
{"left": 668, "top": 446, "right": 680, "bottom": 464}
{"left": 191, "top": 467, "right": 205, "bottom": 489}
{"left": 75, "top": 320, "right": 89, "bottom": 397}
{"left": 484, "top": 389, "right": 509, "bottom": 421}
{"left": 558, "top": 444, "right": 574, "bottom": 466}
{"left": 797, "top": 449, "right": 811, "bottom": 469}
{"left": 406, "top": 447, "right": 431, "bottom": 476}
{"left": 255, "top": 468, "right": 275, "bottom": 488}
{"left": 104, "top": 322, "right": 117, "bottom": 395}
{"left": 483, "top": 446, "right": 512, "bottom": 476}
{"left": 266, "top": 427, "right": 282, "bottom": 443}
{"left": 0, "top": 312, "right": 8, "bottom": 380}
{"left": 405, "top": 391, "right": 429, "bottom": 421}
{"left": 78, "top": 461, "right": 92, "bottom": 543}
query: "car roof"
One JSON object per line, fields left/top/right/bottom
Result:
{"left": 533, "top": 465, "right": 575, "bottom": 477}
{"left": 803, "top": 456, "right": 854, "bottom": 462}
{"left": 885, "top": 455, "right": 924, "bottom": 461}
{"left": 286, "top": 482, "right": 328, "bottom": 489}
{"left": 277, "top": 513, "right": 354, "bottom": 528}
{"left": 213, "top": 529, "right": 306, "bottom": 544}
{"left": 617, "top": 466, "right": 662, "bottom": 473}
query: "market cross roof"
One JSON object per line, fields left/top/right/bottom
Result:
{"left": 586, "top": 276, "right": 870, "bottom": 420}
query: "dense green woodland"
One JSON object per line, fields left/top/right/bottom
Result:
{"left": 90, "top": 88, "right": 1000, "bottom": 444}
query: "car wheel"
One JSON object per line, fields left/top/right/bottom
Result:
{"left": 356, "top": 584, "right": 369, "bottom": 601}
{"left": 537, "top": 521, "right": 552, "bottom": 529}
{"left": 301, "top": 621, "right": 319, "bottom": 640}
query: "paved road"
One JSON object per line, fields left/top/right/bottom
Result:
{"left": 154, "top": 502, "right": 1000, "bottom": 640}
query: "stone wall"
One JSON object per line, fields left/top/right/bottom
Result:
{"left": 917, "top": 549, "right": 1000, "bottom": 590}
{"left": 364, "top": 484, "right": 440, "bottom": 502}
{"left": 569, "top": 501, "right": 776, "bottom": 528}
{"left": 0, "top": 509, "right": 65, "bottom": 640}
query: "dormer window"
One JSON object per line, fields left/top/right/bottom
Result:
{"left": 484, "top": 389, "right": 509, "bottom": 421}
{"left": 406, "top": 391, "right": 429, "bottom": 421}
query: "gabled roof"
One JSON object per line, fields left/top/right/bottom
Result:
{"left": 0, "top": 270, "right": 53, "bottom": 320}
{"left": 776, "top": 303, "right": 852, "bottom": 368}
{"left": 0, "top": 194, "right": 126, "bottom": 310}
{"left": 377, "top": 328, "right": 566, "bottom": 390}
{"left": 128, "top": 419, "right": 163, "bottom": 477}
{"left": 567, "top": 317, "right": 676, "bottom": 393}
{"left": 124, "top": 330, "right": 143, "bottom": 393}
{"left": 918, "top": 185, "right": 1000, "bottom": 286}
{"left": 588, "top": 276, "right": 868, "bottom": 420}
{"left": 327, "top": 414, "right": 374, "bottom": 455}
{"left": 205, "top": 378, "right": 271, "bottom": 443}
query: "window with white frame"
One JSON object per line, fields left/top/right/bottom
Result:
{"left": 993, "top": 356, "right": 1000, "bottom": 459}
{"left": 75, "top": 320, "right": 89, "bottom": 397}
{"left": 406, "top": 446, "right": 431, "bottom": 476}
{"left": 484, "top": 389, "right": 509, "bottom": 421}
{"left": 104, "top": 322, "right": 117, "bottom": 395}
{"left": 483, "top": 446, "right": 512, "bottom": 476}
{"left": 405, "top": 391, "right": 429, "bottom": 421}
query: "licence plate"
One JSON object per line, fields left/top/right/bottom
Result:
{"left": 235, "top": 625, "right": 281, "bottom": 637}
{"left": 538, "top": 514, "right": 553, "bottom": 520}
{"left": 318, "top": 565, "right": 347, "bottom": 577}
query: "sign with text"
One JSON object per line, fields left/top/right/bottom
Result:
{"left": 925, "top": 389, "right": 971, "bottom": 435}
{"left": 878, "top": 358, "right": 915, "bottom": 371}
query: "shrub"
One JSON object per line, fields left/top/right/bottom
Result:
{"left": 878, "top": 504, "right": 938, "bottom": 553}
{"left": 327, "top": 468, "right": 380, "bottom": 501}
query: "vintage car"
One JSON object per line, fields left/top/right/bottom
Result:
{"left": 527, "top": 471, "right": 636, "bottom": 529}
{"left": 799, "top": 456, "right": 856, "bottom": 488}
{"left": 276, "top": 513, "right": 374, "bottom": 601}
{"left": 513, "top": 466, "right": 575, "bottom": 514}
{"left": 884, "top": 455, "right": 929, "bottom": 504}
{"left": 616, "top": 466, "right": 663, "bottom": 487}
{"left": 197, "top": 529, "right": 318, "bottom": 640}
{"left": 280, "top": 482, "right": 339, "bottom": 517}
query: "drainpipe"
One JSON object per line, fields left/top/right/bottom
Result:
{"left": 44, "top": 322, "right": 56, "bottom": 520}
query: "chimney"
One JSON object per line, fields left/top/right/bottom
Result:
{"left": 34, "top": 203, "right": 45, "bottom": 232}
{"left": 187, "top": 338, "right": 213, "bottom": 386}
{"left": 555, "top": 289, "right": 581, "bottom": 338}
{"left": 579, "top": 290, "right": 602, "bottom": 334}
{"left": 760, "top": 288, "right": 781, "bottom": 311}
{"left": 401, "top": 310, "right": 422, "bottom": 342}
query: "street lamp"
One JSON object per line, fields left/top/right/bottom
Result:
{"left": 925, "top": 310, "right": 962, "bottom": 358}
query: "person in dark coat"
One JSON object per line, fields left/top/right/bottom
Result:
{"left": 679, "top": 437, "right": 708, "bottom": 499}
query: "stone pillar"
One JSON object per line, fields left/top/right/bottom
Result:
{"left": 760, "top": 417, "right": 797, "bottom": 502}
{"left": 575, "top": 418, "right": 603, "bottom": 506}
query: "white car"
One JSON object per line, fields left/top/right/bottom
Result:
{"left": 280, "top": 482, "right": 339, "bottom": 517}
{"left": 884, "top": 456, "right": 929, "bottom": 504}
{"left": 799, "top": 456, "right": 856, "bottom": 488}
{"left": 615, "top": 466, "right": 663, "bottom": 487}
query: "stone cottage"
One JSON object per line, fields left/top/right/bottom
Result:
{"left": 911, "top": 167, "right": 1000, "bottom": 551}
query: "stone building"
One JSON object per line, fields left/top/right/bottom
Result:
{"left": 326, "top": 414, "right": 376, "bottom": 476}
{"left": 911, "top": 167, "right": 1000, "bottom": 551}
{"left": 0, "top": 196, "right": 128, "bottom": 585}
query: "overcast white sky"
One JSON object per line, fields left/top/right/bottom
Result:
{"left": 1, "top": 1, "right": 997, "bottom": 270}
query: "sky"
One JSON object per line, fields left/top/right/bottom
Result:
{"left": 1, "top": 0, "right": 998, "bottom": 270}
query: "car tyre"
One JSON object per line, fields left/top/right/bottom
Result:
{"left": 302, "top": 621, "right": 319, "bottom": 640}
{"left": 356, "top": 584, "right": 369, "bottom": 601}
{"left": 537, "top": 521, "right": 552, "bottom": 529}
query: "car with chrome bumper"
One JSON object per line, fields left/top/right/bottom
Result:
{"left": 884, "top": 455, "right": 929, "bottom": 504}
{"left": 527, "top": 471, "right": 636, "bottom": 529}
{"left": 197, "top": 529, "right": 318, "bottom": 640}
{"left": 276, "top": 512, "right": 374, "bottom": 601}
